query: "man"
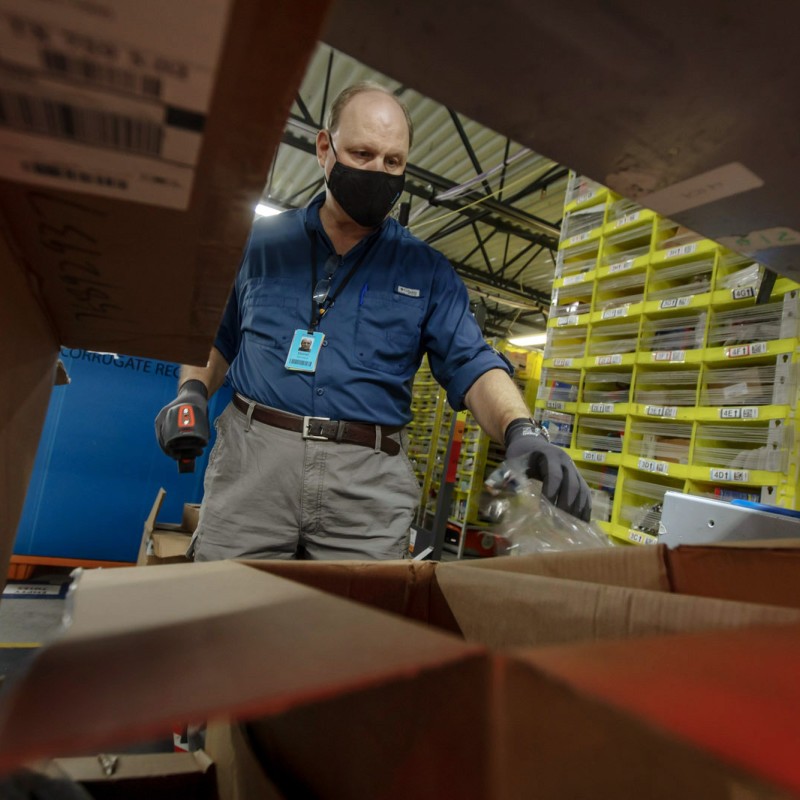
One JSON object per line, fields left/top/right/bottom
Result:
{"left": 156, "top": 82, "right": 591, "bottom": 561}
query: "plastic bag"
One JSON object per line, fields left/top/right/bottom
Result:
{"left": 483, "top": 456, "right": 612, "bottom": 555}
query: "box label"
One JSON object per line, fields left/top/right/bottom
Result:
{"left": 552, "top": 358, "right": 573, "bottom": 367}
{"left": 589, "top": 402, "right": 615, "bottom": 414}
{"left": 719, "top": 406, "right": 760, "bottom": 419}
{"left": 638, "top": 457, "right": 670, "bottom": 474}
{"left": 732, "top": 285, "right": 757, "bottom": 301}
{"left": 725, "top": 342, "right": 768, "bottom": 358}
{"left": 666, "top": 243, "right": 698, "bottom": 258}
{"left": 583, "top": 451, "right": 607, "bottom": 463}
{"left": 595, "top": 354, "right": 623, "bottom": 366}
{"left": 601, "top": 305, "right": 630, "bottom": 320}
{"left": 659, "top": 295, "right": 693, "bottom": 310}
{"left": 0, "top": 0, "right": 232, "bottom": 209}
{"left": 645, "top": 405, "right": 678, "bottom": 418}
{"left": 652, "top": 350, "right": 686, "bottom": 363}
{"left": 710, "top": 468, "right": 750, "bottom": 482}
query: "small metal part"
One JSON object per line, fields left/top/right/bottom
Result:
{"left": 97, "top": 754, "right": 119, "bottom": 777}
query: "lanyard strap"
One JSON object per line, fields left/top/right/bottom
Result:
{"left": 308, "top": 231, "right": 375, "bottom": 331}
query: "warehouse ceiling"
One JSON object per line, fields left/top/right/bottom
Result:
{"left": 261, "top": 44, "right": 571, "bottom": 341}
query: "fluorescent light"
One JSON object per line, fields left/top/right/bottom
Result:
{"left": 507, "top": 332, "right": 548, "bottom": 347}
{"left": 255, "top": 202, "right": 283, "bottom": 217}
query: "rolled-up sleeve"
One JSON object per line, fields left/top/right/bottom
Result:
{"left": 423, "top": 257, "right": 513, "bottom": 410}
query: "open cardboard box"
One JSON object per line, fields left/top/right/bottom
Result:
{"left": 2, "top": 545, "right": 800, "bottom": 797}
{"left": 0, "top": 0, "right": 331, "bottom": 586}
{"left": 136, "top": 489, "right": 199, "bottom": 566}
{"left": 30, "top": 750, "right": 216, "bottom": 800}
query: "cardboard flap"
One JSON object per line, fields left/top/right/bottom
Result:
{"left": 434, "top": 565, "right": 800, "bottom": 649}
{"left": 135, "top": 489, "right": 167, "bottom": 566}
{"left": 438, "top": 546, "right": 671, "bottom": 592}
{"left": 0, "top": 562, "right": 481, "bottom": 772}
{"left": 667, "top": 546, "right": 800, "bottom": 608}
{"left": 518, "top": 623, "right": 800, "bottom": 798}
{"left": 240, "top": 559, "right": 438, "bottom": 623}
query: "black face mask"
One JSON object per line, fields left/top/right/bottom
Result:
{"left": 326, "top": 136, "right": 405, "bottom": 228}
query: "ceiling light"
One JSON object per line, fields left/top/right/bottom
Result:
{"left": 255, "top": 202, "right": 284, "bottom": 217}
{"left": 507, "top": 332, "right": 548, "bottom": 347}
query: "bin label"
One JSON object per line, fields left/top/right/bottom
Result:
{"left": 616, "top": 211, "right": 641, "bottom": 228}
{"left": 608, "top": 259, "right": 634, "bottom": 274}
{"left": 589, "top": 402, "right": 615, "bottom": 414}
{"left": 638, "top": 457, "right": 670, "bottom": 474}
{"left": 652, "top": 350, "right": 686, "bottom": 363}
{"left": 557, "top": 314, "right": 580, "bottom": 326}
{"left": 725, "top": 342, "right": 768, "bottom": 358}
{"left": 627, "top": 529, "right": 658, "bottom": 545}
{"left": 596, "top": 354, "right": 623, "bottom": 366}
{"left": 732, "top": 286, "right": 757, "bottom": 301}
{"left": 645, "top": 405, "right": 678, "bottom": 418}
{"left": 659, "top": 295, "right": 693, "bottom": 310}
{"left": 552, "top": 358, "right": 573, "bottom": 367}
{"left": 719, "top": 406, "right": 760, "bottom": 419}
{"left": 601, "top": 305, "right": 630, "bottom": 320}
{"left": 666, "top": 243, "right": 698, "bottom": 258}
{"left": 710, "top": 468, "right": 750, "bottom": 482}
{"left": 583, "top": 451, "right": 607, "bottom": 463}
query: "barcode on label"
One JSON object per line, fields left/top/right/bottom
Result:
{"left": 589, "top": 402, "right": 615, "bottom": 413}
{"left": 645, "top": 405, "right": 678, "bottom": 418}
{"left": 666, "top": 243, "right": 698, "bottom": 258}
{"left": 0, "top": 90, "right": 164, "bottom": 157}
{"left": 710, "top": 468, "right": 750, "bottom": 482}
{"left": 583, "top": 451, "right": 607, "bottom": 463}
{"left": 628, "top": 530, "right": 658, "bottom": 545}
{"left": 719, "top": 406, "right": 760, "bottom": 419}
{"left": 732, "top": 286, "right": 756, "bottom": 301}
{"left": 22, "top": 160, "right": 127, "bottom": 189}
{"left": 41, "top": 49, "right": 162, "bottom": 99}
{"left": 552, "top": 358, "right": 573, "bottom": 367}
{"left": 596, "top": 354, "right": 623, "bottom": 366}
{"left": 638, "top": 457, "right": 670, "bottom": 474}
{"left": 725, "top": 342, "right": 768, "bottom": 358}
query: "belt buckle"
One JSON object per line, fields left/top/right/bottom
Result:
{"left": 302, "top": 415, "right": 330, "bottom": 441}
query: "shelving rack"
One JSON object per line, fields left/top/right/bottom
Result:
{"left": 535, "top": 173, "right": 800, "bottom": 545}
{"left": 409, "top": 347, "right": 542, "bottom": 555}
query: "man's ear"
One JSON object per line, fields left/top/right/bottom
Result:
{"left": 316, "top": 129, "right": 331, "bottom": 170}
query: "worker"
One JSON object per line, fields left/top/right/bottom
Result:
{"left": 155, "top": 81, "right": 591, "bottom": 561}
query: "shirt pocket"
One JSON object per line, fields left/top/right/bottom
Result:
{"left": 241, "top": 279, "right": 302, "bottom": 350}
{"left": 355, "top": 291, "right": 423, "bottom": 373}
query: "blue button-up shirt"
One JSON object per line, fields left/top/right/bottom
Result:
{"left": 215, "top": 193, "right": 512, "bottom": 426}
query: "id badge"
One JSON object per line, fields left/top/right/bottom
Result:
{"left": 285, "top": 329, "right": 325, "bottom": 372}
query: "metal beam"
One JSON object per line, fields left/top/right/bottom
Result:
{"left": 448, "top": 108, "right": 492, "bottom": 196}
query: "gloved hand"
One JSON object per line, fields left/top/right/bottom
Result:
{"left": 504, "top": 417, "right": 592, "bottom": 521}
{"left": 155, "top": 379, "right": 210, "bottom": 464}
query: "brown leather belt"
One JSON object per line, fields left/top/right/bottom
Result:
{"left": 232, "top": 395, "right": 402, "bottom": 456}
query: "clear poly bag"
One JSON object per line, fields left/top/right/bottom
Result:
{"left": 482, "top": 456, "right": 613, "bottom": 555}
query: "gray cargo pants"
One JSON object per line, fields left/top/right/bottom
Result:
{"left": 190, "top": 401, "right": 420, "bottom": 561}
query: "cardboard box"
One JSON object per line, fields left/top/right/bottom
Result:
{"left": 0, "top": 0, "right": 331, "bottom": 584}
{"left": 2, "top": 547, "right": 800, "bottom": 797}
{"left": 136, "top": 489, "right": 197, "bottom": 566}
{"left": 34, "top": 750, "right": 216, "bottom": 800}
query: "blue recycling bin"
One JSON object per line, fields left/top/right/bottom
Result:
{"left": 13, "top": 348, "right": 232, "bottom": 563}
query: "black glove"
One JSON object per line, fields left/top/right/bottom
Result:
{"left": 504, "top": 417, "right": 592, "bottom": 522}
{"left": 155, "top": 379, "right": 210, "bottom": 463}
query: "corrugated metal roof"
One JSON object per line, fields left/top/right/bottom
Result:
{"left": 263, "top": 43, "right": 569, "bottom": 338}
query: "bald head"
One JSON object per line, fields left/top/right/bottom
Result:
{"left": 326, "top": 82, "right": 414, "bottom": 150}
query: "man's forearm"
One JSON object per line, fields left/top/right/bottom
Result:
{"left": 179, "top": 346, "right": 230, "bottom": 398}
{"left": 463, "top": 368, "right": 532, "bottom": 442}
